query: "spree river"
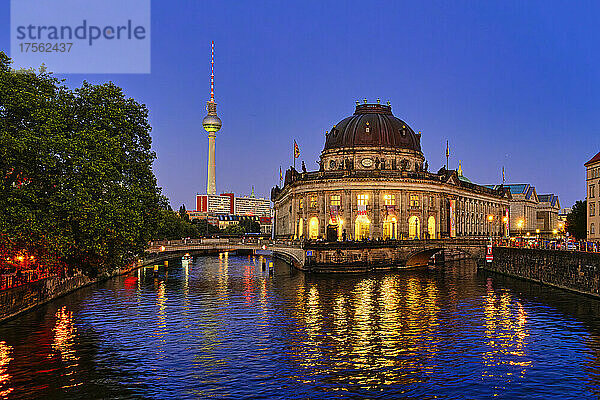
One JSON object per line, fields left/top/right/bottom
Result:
{"left": 1, "top": 254, "right": 600, "bottom": 399}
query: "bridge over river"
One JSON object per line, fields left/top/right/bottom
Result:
{"left": 145, "top": 238, "right": 490, "bottom": 273}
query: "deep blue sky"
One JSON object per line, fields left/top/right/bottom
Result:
{"left": 2, "top": 0, "right": 599, "bottom": 209}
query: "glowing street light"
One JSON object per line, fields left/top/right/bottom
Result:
{"left": 517, "top": 219, "right": 524, "bottom": 238}
{"left": 487, "top": 215, "right": 494, "bottom": 243}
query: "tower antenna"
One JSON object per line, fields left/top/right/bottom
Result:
{"left": 210, "top": 40, "right": 215, "bottom": 102}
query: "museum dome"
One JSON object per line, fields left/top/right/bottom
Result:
{"left": 323, "top": 102, "right": 422, "bottom": 153}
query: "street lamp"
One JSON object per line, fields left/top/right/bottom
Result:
{"left": 487, "top": 215, "right": 494, "bottom": 244}
{"left": 517, "top": 219, "right": 524, "bottom": 239}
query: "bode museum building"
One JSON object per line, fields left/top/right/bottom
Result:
{"left": 271, "top": 101, "right": 511, "bottom": 241}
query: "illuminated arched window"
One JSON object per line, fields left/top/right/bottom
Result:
{"left": 309, "top": 217, "right": 319, "bottom": 239}
{"left": 428, "top": 216, "right": 436, "bottom": 239}
{"left": 408, "top": 216, "right": 420, "bottom": 239}
{"left": 355, "top": 215, "right": 370, "bottom": 240}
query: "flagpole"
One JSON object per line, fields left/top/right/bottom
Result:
{"left": 293, "top": 141, "right": 296, "bottom": 171}
{"left": 446, "top": 140, "right": 449, "bottom": 170}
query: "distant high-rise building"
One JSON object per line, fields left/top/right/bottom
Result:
{"left": 202, "top": 41, "right": 222, "bottom": 195}
{"left": 195, "top": 192, "right": 271, "bottom": 217}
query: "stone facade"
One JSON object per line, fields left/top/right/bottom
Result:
{"left": 586, "top": 151, "right": 600, "bottom": 240}
{"left": 484, "top": 247, "right": 600, "bottom": 298}
{"left": 272, "top": 102, "right": 510, "bottom": 241}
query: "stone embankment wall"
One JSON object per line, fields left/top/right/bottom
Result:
{"left": 483, "top": 247, "right": 600, "bottom": 297}
{"left": 0, "top": 266, "right": 137, "bottom": 324}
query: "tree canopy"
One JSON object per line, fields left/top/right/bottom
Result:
{"left": 567, "top": 200, "right": 587, "bottom": 240}
{"left": 0, "top": 52, "right": 163, "bottom": 277}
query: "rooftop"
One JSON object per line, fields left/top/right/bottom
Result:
{"left": 585, "top": 151, "right": 600, "bottom": 166}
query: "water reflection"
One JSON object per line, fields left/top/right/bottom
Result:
{"left": 0, "top": 257, "right": 599, "bottom": 399}
{"left": 483, "top": 278, "right": 531, "bottom": 388}
{"left": 0, "top": 341, "right": 13, "bottom": 397}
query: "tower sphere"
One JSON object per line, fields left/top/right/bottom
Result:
{"left": 202, "top": 113, "right": 222, "bottom": 133}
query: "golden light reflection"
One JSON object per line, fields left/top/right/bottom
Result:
{"left": 52, "top": 306, "right": 81, "bottom": 388}
{"left": 217, "top": 251, "right": 229, "bottom": 306}
{"left": 286, "top": 273, "right": 452, "bottom": 389}
{"left": 301, "top": 285, "right": 323, "bottom": 368}
{"left": 483, "top": 279, "right": 531, "bottom": 388}
{"left": 153, "top": 281, "right": 168, "bottom": 355}
{"left": 0, "top": 341, "right": 13, "bottom": 397}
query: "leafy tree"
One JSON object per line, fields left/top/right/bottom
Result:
{"left": 239, "top": 219, "right": 261, "bottom": 233}
{"left": 224, "top": 224, "right": 245, "bottom": 235}
{"left": 155, "top": 207, "right": 199, "bottom": 240}
{"left": 0, "top": 51, "right": 163, "bottom": 277}
{"left": 191, "top": 218, "right": 221, "bottom": 235}
{"left": 178, "top": 204, "right": 189, "bottom": 221}
{"left": 567, "top": 200, "right": 587, "bottom": 240}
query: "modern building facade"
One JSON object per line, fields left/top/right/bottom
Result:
{"left": 234, "top": 195, "right": 271, "bottom": 217}
{"left": 271, "top": 101, "right": 511, "bottom": 241}
{"left": 193, "top": 191, "right": 273, "bottom": 234}
{"left": 195, "top": 192, "right": 271, "bottom": 217}
{"left": 196, "top": 193, "right": 234, "bottom": 215}
{"left": 586, "top": 151, "right": 600, "bottom": 240}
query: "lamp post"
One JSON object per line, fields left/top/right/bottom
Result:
{"left": 517, "top": 219, "right": 524, "bottom": 246}
{"left": 487, "top": 214, "right": 494, "bottom": 245}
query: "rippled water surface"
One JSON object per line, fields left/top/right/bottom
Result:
{"left": 1, "top": 254, "right": 600, "bottom": 399}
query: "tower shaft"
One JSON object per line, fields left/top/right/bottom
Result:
{"left": 207, "top": 132, "right": 217, "bottom": 195}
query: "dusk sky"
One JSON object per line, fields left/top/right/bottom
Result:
{"left": 2, "top": 0, "right": 598, "bottom": 209}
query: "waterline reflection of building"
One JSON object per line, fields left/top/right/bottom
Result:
{"left": 483, "top": 279, "right": 530, "bottom": 392}
{"left": 52, "top": 306, "right": 81, "bottom": 389}
{"left": 277, "top": 265, "right": 539, "bottom": 391}
{"left": 0, "top": 341, "right": 13, "bottom": 397}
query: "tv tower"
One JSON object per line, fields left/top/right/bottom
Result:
{"left": 202, "top": 41, "right": 222, "bottom": 195}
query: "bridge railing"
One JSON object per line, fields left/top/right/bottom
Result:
{"left": 147, "top": 238, "right": 303, "bottom": 254}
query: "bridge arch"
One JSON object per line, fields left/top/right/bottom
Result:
{"left": 405, "top": 246, "right": 476, "bottom": 268}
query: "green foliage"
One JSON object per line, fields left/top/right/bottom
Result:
{"left": 155, "top": 208, "right": 199, "bottom": 240}
{"left": 191, "top": 219, "right": 221, "bottom": 235}
{"left": 238, "top": 219, "right": 261, "bottom": 233}
{"left": 223, "top": 224, "right": 245, "bottom": 235}
{"left": 0, "top": 52, "right": 163, "bottom": 277}
{"left": 178, "top": 204, "right": 189, "bottom": 221}
{"left": 567, "top": 200, "right": 587, "bottom": 240}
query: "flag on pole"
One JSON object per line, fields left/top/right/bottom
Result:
{"left": 279, "top": 166, "right": 283, "bottom": 181}
{"left": 294, "top": 140, "right": 300, "bottom": 158}
{"left": 446, "top": 140, "right": 450, "bottom": 158}
{"left": 502, "top": 166, "right": 505, "bottom": 183}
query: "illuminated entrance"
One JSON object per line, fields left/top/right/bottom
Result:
{"left": 355, "top": 215, "right": 370, "bottom": 240}
{"left": 428, "top": 216, "right": 436, "bottom": 239}
{"left": 309, "top": 217, "right": 319, "bottom": 239}
{"left": 328, "top": 218, "right": 344, "bottom": 241}
{"left": 383, "top": 215, "right": 398, "bottom": 240}
{"left": 408, "top": 216, "right": 420, "bottom": 239}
